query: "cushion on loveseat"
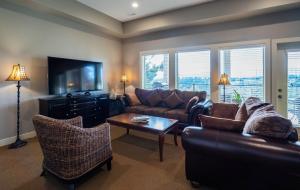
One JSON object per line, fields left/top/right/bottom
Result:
{"left": 174, "top": 89, "right": 206, "bottom": 109}
{"left": 211, "top": 103, "right": 239, "bottom": 119}
{"left": 164, "top": 92, "right": 184, "bottom": 108}
{"left": 165, "top": 109, "right": 188, "bottom": 123}
{"left": 199, "top": 114, "right": 245, "bottom": 132}
{"left": 243, "top": 105, "right": 298, "bottom": 142}
{"left": 135, "top": 88, "right": 153, "bottom": 106}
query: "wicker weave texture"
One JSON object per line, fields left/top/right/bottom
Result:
{"left": 32, "top": 115, "right": 112, "bottom": 180}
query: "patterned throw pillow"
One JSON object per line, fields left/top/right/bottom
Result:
{"left": 244, "top": 97, "right": 269, "bottom": 116}
{"left": 199, "top": 114, "right": 245, "bottom": 132}
{"left": 185, "top": 96, "right": 199, "bottom": 113}
{"left": 243, "top": 105, "right": 298, "bottom": 142}
{"left": 147, "top": 90, "right": 162, "bottom": 106}
{"left": 164, "top": 92, "right": 184, "bottom": 109}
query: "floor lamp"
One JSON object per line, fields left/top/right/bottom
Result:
{"left": 121, "top": 75, "right": 127, "bottom": 95}
{"left": 6, "top": 64, "right": 30, "bottom": 149}
{"left": 218, "top": 73, "right": 231, "bottom": 102}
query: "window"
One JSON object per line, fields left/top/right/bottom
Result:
{"left": 219, "top": 46, "right": 265, "bottom": 102}
{"left": 142, "top": 53, "right": 169, "bottom": 89}
{"left": 287, "top": 51, "right": 300, "bottom": 125}
{"left": 176, "top": 50, "right": 210, "bottom": 94}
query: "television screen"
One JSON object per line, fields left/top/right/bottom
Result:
{"left": 48, "top": 57, "right": 103, "bottom": 95}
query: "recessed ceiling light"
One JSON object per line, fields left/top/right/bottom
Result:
{"left": 132, "top": 2, "right": 139, "bottom": 8}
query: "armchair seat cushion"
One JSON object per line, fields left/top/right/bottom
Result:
{"left": 165, "top": 109, "right": 188, "bottom": 123}
{"left": 199, "top": 114, "right": 245, "bottom": 132}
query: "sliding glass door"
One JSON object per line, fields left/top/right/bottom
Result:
{"left": 287, "top": 50, "right": 300, "bottom": 125}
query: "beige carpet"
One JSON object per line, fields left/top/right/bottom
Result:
{"left": 0, "top": 126, "right": 213, "bottom": 190}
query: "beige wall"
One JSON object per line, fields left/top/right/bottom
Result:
{"left": 0, "top": 7, "right": 122, "bottom": 140}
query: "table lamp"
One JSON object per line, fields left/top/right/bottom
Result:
{"left": 218, "top": 73, "right": 231, "bottom": 102}
{"left": 6, "top": 64, "right": 30, "bottom": 149}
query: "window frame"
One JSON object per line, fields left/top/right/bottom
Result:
{"left": 175, "top": 48, "right": 212, "bottom": 93}
{"left": 140, "top": 50, "right": 170, "bottom": 90}
{"left": 138, "top": 39, "right": 271, "bottom": 103}
{"left": 216, "top": 40, "right": 271, "bottom": 102}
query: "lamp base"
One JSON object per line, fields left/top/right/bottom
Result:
{"left": 8, "top": 138, "right": 27, "bottom": 149}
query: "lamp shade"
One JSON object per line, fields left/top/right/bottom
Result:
{"left": 218, "top": 73, "right": 230, "bottom": 85}
{"left": 6, "top": 64, "right": 30, "bottom": 81}
{"left": 121, "top": 75, "right": 127, "bottom": 82}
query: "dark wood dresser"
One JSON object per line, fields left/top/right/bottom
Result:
{"left": 39, "top": 93, "right": 109, "bottom": 128}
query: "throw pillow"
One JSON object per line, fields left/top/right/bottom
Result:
{"left": 185, "top": 96, "right": 199, "bottom": 113}
{"left": 147, "top": 90, "right": 162, "bottom": 107}
{"left": 164, "top": 92, "right": 184, "bottom": 109}
{"left": 135, "top": 88, "right": 153, "bottom": 105}
{"left": 243, "top": 104, "right": 298, "bottom": 142}
{"left": 211, "top": 103, "right": 239, "bottom": 119}
{"left": 199, "top": 114, "right": 245, "bottom": 132}
{"left": 244, "top": 97, "right": 269, "bottom": 116}
{"left": 127, "top": 91, "right": 141, "bottom": 106}
{"left": 235, "top": 103, "right": 248, "bottom": 121}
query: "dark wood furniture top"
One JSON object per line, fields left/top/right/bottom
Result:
{"left": 107, "top": 113, "right": 178, "bottom": 134}
{"left": 39, "top": 93, "right": 109, "bottom": 128}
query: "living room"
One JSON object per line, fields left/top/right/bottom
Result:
{"left": 1, "top": 0, "right": 300, "bottom": 189}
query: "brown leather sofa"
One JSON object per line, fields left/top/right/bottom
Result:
{"left": 123, "top": 88, "right": 212, "bottom": 128}
{"left": 182, "top": 101, "right": 300, "bottom": 189}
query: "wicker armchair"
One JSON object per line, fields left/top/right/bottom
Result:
{"left": 32, "top": 115, "right": 112, "bottom": 190}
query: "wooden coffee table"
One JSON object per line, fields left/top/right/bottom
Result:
{"left": 107, "top": 113, "right": 178, "bottom": 162}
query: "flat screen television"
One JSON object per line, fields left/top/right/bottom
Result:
{"left": 48, "top": 57, "right": 103, "bottom": 95}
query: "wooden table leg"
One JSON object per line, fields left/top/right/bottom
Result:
{"left": 173, "top": 126, "right": 178, "bottom": 146}
{"left": 158, "top": 134, "right": 165, "bottom": 162}
{"left": 127, "top": 128, "right": 130, "bottom": 135}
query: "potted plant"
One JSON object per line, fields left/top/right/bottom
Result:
{"left": 232, "top": 90, "right": 243, "bottom": 105}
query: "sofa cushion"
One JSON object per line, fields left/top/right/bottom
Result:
{"left": 135, "top": 88, "right": 153, "bottom": 106}
{"left": 175, "top": 89, "right": 206, "bottom": 109}
{"left": 127, "top": 92, "right": 141, "bottom": 106}
{"left": 156, "top": 89, "right": 173, "bottom": 107}
{"left": 185, "top": 96, "right": 199, "bottom": 113}
{"left": 165, "top": 109, "right": 188, "bottom": 123}
{"left": 164, "top": 92, "right": 184, "bottom": 109}
{"left": 243, "top": 105, "right": 298, "bottom": 142}
{"left": 147, "top": 90, "right": 162, "bottom": 106}
{"left": 244, "top": 97, "right": 269, "bottom": 116}
{"left": 235, "top": 103, "right": 248, "bottom": 121}
{"left": 125, "top": 105, "right": 150, "bottom": 114}
{"left": 145, "top": 107, "right": 170, "bottom": 117}
{"left": 211, "top": 103, "right": 239, "bottom": 119}
{"left": 199, "top": 114, "right": 245, "bottom": 132}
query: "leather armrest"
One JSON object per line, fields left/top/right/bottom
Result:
{"left": 181, "top": 126, "right": 300, "bottom": 172}
{"left": 188, "top": 99, "right": 212, "bottom": 125}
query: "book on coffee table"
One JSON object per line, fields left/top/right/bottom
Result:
{"left": 131, "top": 116, "right": 150, "bottom": 123}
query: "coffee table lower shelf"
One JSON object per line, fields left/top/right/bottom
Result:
{"left": 107, "top": 113, "right": 179, "bottom": 162}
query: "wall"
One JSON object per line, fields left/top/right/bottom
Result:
{"left": 122, "top": 8, "right": 300, "bottom": 99}
{"left": 0, "top": 7, "right": 122, "bottom": 141}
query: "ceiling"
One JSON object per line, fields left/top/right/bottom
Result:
{"left": 77, "top": 0, "right": 213, "bottom": 22}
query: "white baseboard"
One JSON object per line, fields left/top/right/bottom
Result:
{"left": 0, "top": 131, "right": 36, "bottom": 147}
